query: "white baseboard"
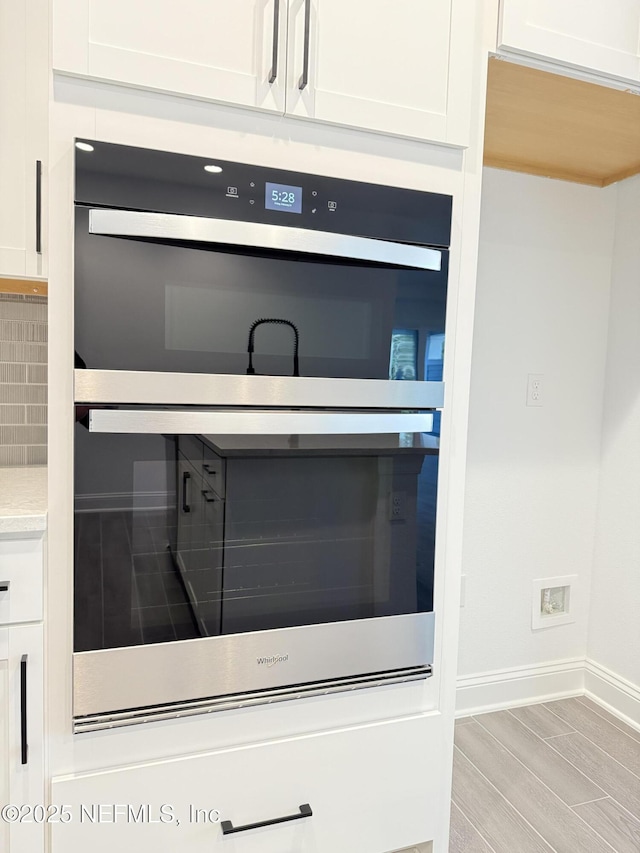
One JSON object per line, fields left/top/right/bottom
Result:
{"left": 456, "top": 656, "right": 640, "bottom": 730}
{"left": 455, "top": 658, "right": 585, "bottom": 717}
{"left": 584, "top": 658, "right": 640, "bottom": 733}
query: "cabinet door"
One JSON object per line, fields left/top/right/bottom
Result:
{"left": 285, "top": 0, "right": 473, "bottom": 146}
{"left": 177, "top": 458, "right": 220, "bottom": 635}
{"left": 53, "top": 0, "right": 288, "bottom": 114}
{"left": 0, "top": 624, "right": 44, "bottom": 853}
{"left": 176, "top": 457, "right": 195, "bottom": 574}
{"left": 51, "top": 715, "right": 442, "bottom": 852}
{"left": 0, "top": 0, "right": 47, "bottom": 278}
{"left": 195, "top": 488, "right": 224, "bottom": 635}
{"left": 500, "top": 0, "right": 640, "bottom": 83}
{"left": 202, "top": 446, "right": 226, "bottom": 499}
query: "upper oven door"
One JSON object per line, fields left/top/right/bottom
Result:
{"left": 74, "top": 205, "right": 448, "bottom": 409}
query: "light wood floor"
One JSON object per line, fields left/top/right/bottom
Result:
{"left": 450, "top": 697, "right": 640, "bottom": 853}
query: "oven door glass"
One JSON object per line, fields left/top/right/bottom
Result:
{"left": 74, "top": 419, "right": 439, "bottom": 654}
{"left": 74, "top": 208, "right": 448, "bottom": 382}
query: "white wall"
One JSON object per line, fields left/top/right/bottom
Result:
{"left": 458, "top": 168, "right": 616, "bottom": 691}
{"left": 588, "top": 175, "right": 640, "bottom": 686}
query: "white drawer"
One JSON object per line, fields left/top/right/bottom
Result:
{"left": 0, "top": 537, "right": 43, "bottom": 625}
{"left": 51, "top": 715, "right": 442, "bottom": 853}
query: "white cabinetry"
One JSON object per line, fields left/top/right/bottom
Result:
{"left": 286, "top": 0, "right": 473, "bottom": 145}
{"left": 53, "top": 0, "right": 288, "bottom": 114}
{"left": 51, "top": 715, "right": 442, "bottom": 853}
{"left": 0, "top": 625, "right": 44, "bottom": 853}
{"left": 52, "top": 0, "right": 473, "bottom": 146}
{"left": 0, "top": 534, "right": 45, "bottom": 853}
{"left": 499, "top": 0, "right": 640, "bottom": 84}
{"left": 0, "top": 0, "right": 47, "bottom": 278}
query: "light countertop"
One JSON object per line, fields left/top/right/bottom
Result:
{"left": 0, "top": 466, "right": 47, "bottom": 535}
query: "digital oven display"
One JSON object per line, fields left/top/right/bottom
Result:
{"left": 265, "top": 182, "right": 303, "bottom": 214}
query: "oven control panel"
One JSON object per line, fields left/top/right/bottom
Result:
{"left": 75, "top": 139, "right": 453, "bottom": 247}
{"left": 220, "top": 173, "right": 343, "bottom": 229}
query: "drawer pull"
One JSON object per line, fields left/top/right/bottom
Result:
{"left": 201, "top": 489, "right": 216, "bottom": 503}
{"left": 0, "top": 582, "right": 9, "bottom": 592}
{"left": 221, "top": 803, "right": 312, "bottom": 835}
{"left": 268, "top": 0, "right": 280, "bottom": 84}
{"left": 36, "top": 160, "right": 42, "bottom": 254}
{"left": 182, "top": 471, "right": 191, "bottom": 513}
{"left": 202, "top": 464, "right": 217, "bottom": 475}
{"left": 298, "top": 0, "right": 311, "bottom": 91}
{"left": 20, "top": 654, "right": 28, "bottom": 765}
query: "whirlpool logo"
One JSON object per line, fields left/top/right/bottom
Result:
{"left": 256, "top": 654, "right": 289, "bottom": 668}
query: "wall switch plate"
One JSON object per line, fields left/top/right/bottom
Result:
{"left": 527, "top": 373, "right": 544, "bottom": 406}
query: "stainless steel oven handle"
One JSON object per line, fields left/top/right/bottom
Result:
{"left": 88, "top": 409, "right": 434, "bottom": 435}
{"left": 88, "top": 209, "right": 442, "bottom": 271}
{"left": 75, "top": 370, "right": 445, "bottom": 410}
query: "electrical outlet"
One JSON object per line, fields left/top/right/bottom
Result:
{"left": 527, "top": 373, "right": 544, "bottom": 407}
{"left": 389, "top": 491, "right": 407, "bottom": 521}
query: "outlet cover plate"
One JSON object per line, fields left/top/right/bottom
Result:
{"left": 527, "top": 373, "right": 544, "bottom": 407}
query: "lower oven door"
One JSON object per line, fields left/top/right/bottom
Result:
{"left": 73, "top": 408, "right": 439, "bottom": 730}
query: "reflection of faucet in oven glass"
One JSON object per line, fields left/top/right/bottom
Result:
{"left": 246, "top": 318, "right": 300, "bottom": 376}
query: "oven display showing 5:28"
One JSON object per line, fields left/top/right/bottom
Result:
{"left": 264, "top": 182, "right": 303, "bottom": 213}
{"left": 272, "top": 190, "right": 296, "bottom": 205}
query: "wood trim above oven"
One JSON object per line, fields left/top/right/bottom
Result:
{"left": 0, "top": 277, "right": 48, "bottom": 296}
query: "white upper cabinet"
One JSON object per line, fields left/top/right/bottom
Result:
{"left": 0, "top": 0, "right": 47, "bottom": 278}
{"left": 285, "top": 0, "right": 473, "bottom": 145}
{"left": 53, "top": 0, "right": 288, "bottom": 113}
{"left": 53, "top": 0, "right": 473, "bottom": 147}
{"left": 499, "top": 0, "right": 640, "bottom": 83}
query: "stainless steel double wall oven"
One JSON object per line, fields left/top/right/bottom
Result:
{"left": 72, "top": 140, "right": 452, "bottom": 730}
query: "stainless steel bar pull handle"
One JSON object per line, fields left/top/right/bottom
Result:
{"left": 222, "top": 803, "right": 312, "bottom": 835}
{"left": 20, "top": 654, "right": 28, "bottom": 765}
{"left": 88, "top": 409, "right": 435, "bottom": 435}
{"left": 75, "top": 368, "right": 445, "bottom": 409}
{"left": 298, "top": 0, "right": 311, "bottom": 90}
{"left": 268, "top": 0, "right": 281, "bottom": 84}
{"left": 89, "top": 209, "right": 443, "bottom": 271}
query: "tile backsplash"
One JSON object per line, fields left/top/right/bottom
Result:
{"left": 0, "top": 294, "right": 47, "bottom": 466}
